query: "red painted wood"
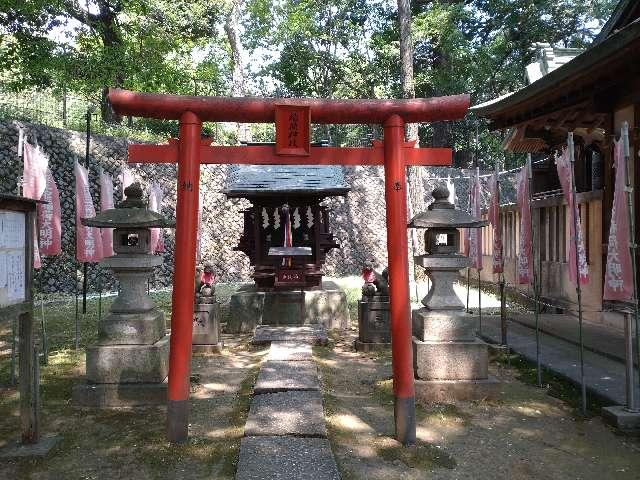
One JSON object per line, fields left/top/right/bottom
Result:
{"left": 383, "top": 115, "right": 415, "bottom": 401}
{"left": 127, "top": 144, "right": 452, "bottom": 167}
{"left": 168, "top": 112, "right": 201, "bottom": 404}
{"left": 109, "top": 88, "right": 469, "bottom": 124}
{"left": 275, "top": 104, "right": 311, "bottom": 156}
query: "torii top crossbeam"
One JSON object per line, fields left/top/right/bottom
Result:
{"left": 108, "top": 88, "right": 470, "bottom": 447}
{"left": 109, "top": 89, "right": 469, "bottom": 124}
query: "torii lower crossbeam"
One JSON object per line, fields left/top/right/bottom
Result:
{"left": 109, "top": 89, "right": 470, "bottom": 447}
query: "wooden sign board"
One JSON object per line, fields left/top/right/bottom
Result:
{"left": 0, "top": 209, "right": 27, "bottom": 308}
{"left": 275, "top": 105, "right": 311, "bottom": 156}
{"left": 277, "top": 270, "right": 305, "bottom": 284}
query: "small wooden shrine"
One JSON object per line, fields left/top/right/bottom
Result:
{"left": 224, "top": 162, "right": 349, "bottom": 289}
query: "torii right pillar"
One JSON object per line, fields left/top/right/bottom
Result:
{"left": 383, "top": 115, "right": 416, "bottom": 444}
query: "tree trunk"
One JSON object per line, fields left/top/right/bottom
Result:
{"left": 225, "top": 0, "right": 251, "bottom": 143}
{"left": 397, "top": 0, "right": 426, "bottom": 284}
{"left": 97, "top": 3, "right": 123, "bottom": 124}
{"left": 397, "top": 0, "right": 418, "bottom": 144}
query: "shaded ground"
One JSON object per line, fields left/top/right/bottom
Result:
{"left": 317, "top": 331, "right": 640, "bottom": 480}
{"left": 0, "top": 333, "right": 266, "bottom": 479}
{"left": 2, "top": 283, "right": 640, "bottom": 479}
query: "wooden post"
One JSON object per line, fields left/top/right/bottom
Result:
{"left": 383, "top": 114, "right": 416, "bottom": 446}
{"left": 1, "top": 194, "right": 61, "bottom": 456}
{"left": 19, "top": 310, "right": 38, "bottom": 444}
{"left": 167, "top": 111, "right": 202, "bottom": 443}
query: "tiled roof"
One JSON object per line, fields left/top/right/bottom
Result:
{"left": 224, "top": 165, "right": 350, "bottom": 197}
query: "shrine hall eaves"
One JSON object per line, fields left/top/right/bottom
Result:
{"left": 223, "top": 165, "right": 351, "bottom": 198}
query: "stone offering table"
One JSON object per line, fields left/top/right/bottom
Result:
{"left": 227, "top": 281, "right": 349, "bottom": 333}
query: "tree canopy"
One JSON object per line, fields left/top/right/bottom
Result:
{"left": 0, "top": 0, "right": 617, "bottom": 162}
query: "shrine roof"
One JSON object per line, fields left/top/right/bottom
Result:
{"left": 471, "top": 5, "right": 640, "bottom": 127}
{"left": 223, "top": 165, "right": 350, "bottom": 198}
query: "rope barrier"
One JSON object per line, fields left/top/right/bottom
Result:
{"left": 422, "top": 157, "right": 548, "bottom": 181}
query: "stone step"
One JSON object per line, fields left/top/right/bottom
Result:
{"left": 245, "top": 391, "right": 327, "bottom": 438}
{"left": 252, "top": 326, "right": 328, "bottom": 346}
{"left": 267, "top": 342, "right": 313, "bottom": 362}
{"left": 236, "top": 436, "right": 340, "bottom": 480}
{"left": 254, "top": 360, "right": 319, "bottom": 394}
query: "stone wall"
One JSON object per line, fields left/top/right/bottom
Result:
{"left": 0, "top": 119, "right": 405, "bottom": 294}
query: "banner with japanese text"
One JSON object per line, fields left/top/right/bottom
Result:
{"left": 466, "top": 168, "right": 482, "bottom": 270}
{"left": 75, "top": 161, "right": 103, "bottom": 262}
{"left": 516, "top": 167, "right": 533, "bottom": 284}
{"left": 603, "top": 139, "right": 633, "bottom": 300}
{"left": 100, "top": 170, "right": 115, "bottom": 257}
{"left": 488, "top": 173, "right": 503, "bottom": 274}
{"left": 22, "top": 142, "right": 48, "bottom": 268}
{"left": 37, "top": 168, "right": 62, "bottom": 257}
{"left": 149, "top": 182, "right": 165, "bottom": 253}
{"left": 556, "top": 147, "right": 589, "bottom": 285}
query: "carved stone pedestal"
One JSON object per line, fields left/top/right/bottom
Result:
{"left": 354, "top": 298, "right": 390, "bottom": 352}
{"left": 412, "top": 308, "right": 497, "bottom": 402}
{"left": 192, "top": 301, "right": 223, "bottom": 354}
{"left": 73, "top": 254, "right": 170, "bottom": 407}
{"left": 227, "top": 281, "right": 349, "bottom": 333}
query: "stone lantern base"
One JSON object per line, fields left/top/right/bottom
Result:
{"left": 412, "top": 307, "right": 499, "bottom": 403}
{"left": 72, "top": 334, "right": 170, "bottom": 408}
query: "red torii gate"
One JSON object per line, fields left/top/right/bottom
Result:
{"left": 108, "top": 89, "right": 470, "bottom": 446}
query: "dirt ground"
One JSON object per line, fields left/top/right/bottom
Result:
{"left": 2, "top": 289, "right": 640, "bottom": 479}
{"left": 318, "top": 331, "right": 640, "bottom": 480}
{"left": 0, "top": 334, "right": 267, "bottom": 480}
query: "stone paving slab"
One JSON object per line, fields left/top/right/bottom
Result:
{"left": 236, "top": 436, "right": 340, "bottom": 480}
{"left": 489, "top": 313, "right": 634, "bottom": 365}
{"left": 245, "top": 391, "right": 327, "bottom": 437}
{"left": 267, "top": 342, "right": 314, "bottom": 361}
{"left": 0, "top": 436, "right": 62, "bottom": 458}
{"left": 252, "top": 326, "right": 328, "bottom": 346}
{"left": 481, "top": 316, "right": 639, "bottom": 406}
{"left": 254, "top": 361, "right": 319, "bottom": 394}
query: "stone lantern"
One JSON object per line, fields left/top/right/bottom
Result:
{"left": 73, "top": 183, "right": 174, "bottom": 407}
{"left": 409, "top": 185, "right": 497, "bottom": 402}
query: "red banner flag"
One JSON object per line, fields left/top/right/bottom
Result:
{"left": 516, "top": 166, "right": 533, "bottom": 284}
{"left": 23, "top": 142, "right": 48, "bottom": 268}
{"left": 604, "top": 139, "right": 634, "bottom": 300}
{"left": 37, "top": 169, "right": 62, "bottom": 257}
{"left": 556, "top": 147, "right": 589, "bottom": 285}
{"left": 149, "top": 182, "right": 165, "bottom": 253}
{"left": 121, "top": 166, "right": 134, "bottom": 195}
{"left": 466, "top": 168, "right": 483, "bottom": 270}
{"left": 196, "top": 188, "right": 203, "bottom": 262}
{"left": 100, "top": 170, "right": 115, "bottom": 258}
{"left": 75, "top": 161, "right": 103, "bottom": 263}
{"left": 488, "top": 172, "right": 503, "bottom": 274}
{"left": 23, "top": 143, "right": 48, "bottom": 200}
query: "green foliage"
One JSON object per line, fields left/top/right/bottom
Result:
{"left": 245, "top": 0, "right": 396, "bottom": 98}
{"left": 0, "top": 0, "right": 619, "bottom": 159}
{"left": 1, "top": 0, "right": 230, "bottom": 118}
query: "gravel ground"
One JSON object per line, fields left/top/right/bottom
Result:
{"left": 317, "top": 331, "right": 640, "bottom": 480}
{"left": 0, "top": 334, "right": 267, "bottom": 480}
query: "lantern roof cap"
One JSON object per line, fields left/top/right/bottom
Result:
{"left": 408, "top": 185, "right": 488, "bottom": 229}
{"left": 81, "top": 182, "right": 175, "bottom": 229}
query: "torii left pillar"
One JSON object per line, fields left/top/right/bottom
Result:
{"left": 167, "top": 112, "right": 202, "bottom": 440}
